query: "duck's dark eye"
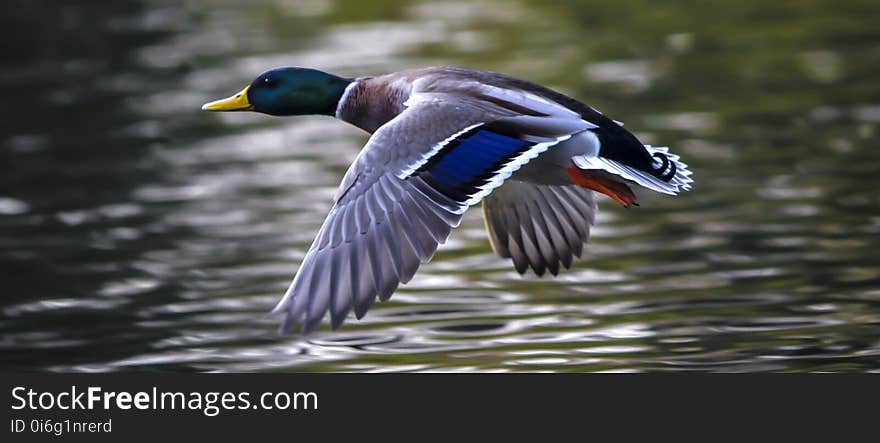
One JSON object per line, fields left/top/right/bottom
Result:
{"left": 264, "top": 77, "right": 276, "bottom": 88}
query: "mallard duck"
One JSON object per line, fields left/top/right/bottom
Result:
{"left": 203, "top": 66, "right": 692, "bottom": 333}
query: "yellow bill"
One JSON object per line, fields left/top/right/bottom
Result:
{"left": 201, "top": 86, "right": 253, "bottom": 111}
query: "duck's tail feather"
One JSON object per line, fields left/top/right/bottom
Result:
{"left": 571, "top": 145, "right": 693, "bottom": 195}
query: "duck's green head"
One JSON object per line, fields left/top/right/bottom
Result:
{"left": 202, "top": 67, "right": 351, "bottom": 116}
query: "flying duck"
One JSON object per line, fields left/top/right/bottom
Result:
{"left": 202, "top": 66, "right": 693, "bottom": 333}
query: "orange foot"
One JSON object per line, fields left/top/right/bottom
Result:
{"left": 565, "top": 165, "right": 638, "bottom": 208}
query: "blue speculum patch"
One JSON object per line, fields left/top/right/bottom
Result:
{"left": 414, "top": 129, "right": 533, "bottom": 201}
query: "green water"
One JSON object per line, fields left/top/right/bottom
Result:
{"left": 1, "top": 0, "right": 879, "bottom": 372}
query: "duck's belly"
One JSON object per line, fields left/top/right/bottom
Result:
{"left": 512, "top": 131, "right": 599, "bottom": 185}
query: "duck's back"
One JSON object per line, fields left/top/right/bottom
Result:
{"left": 400, "top": 66, "right": 659, "bottom": 174}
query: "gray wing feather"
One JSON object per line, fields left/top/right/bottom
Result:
{"left": 275, "top": 173, "right": 462, "bottom": 333}
{"left": 483, "top": 181, "right": 596, "bottom": 276}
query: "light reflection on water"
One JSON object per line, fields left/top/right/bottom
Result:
{"left": 1, "top": 0, "right": 879, "bottom": 372}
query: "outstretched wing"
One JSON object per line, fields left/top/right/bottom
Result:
{"left": 483, "top": 181, "right": 596, "bottom": 276}
{"left": 272, "top": 94, "right": 593, "bottom": 333}
{"left": 273, "top": 170, "right": 462, "bottom": 334}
